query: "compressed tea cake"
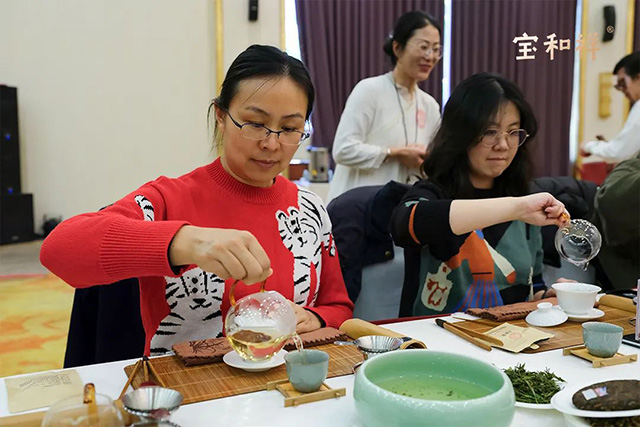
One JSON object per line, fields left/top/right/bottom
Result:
{"left": 572, "top": 380, "right": 640, "bottom": 411}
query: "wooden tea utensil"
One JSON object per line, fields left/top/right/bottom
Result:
{"left": 443, "top": 320, "right": 504, "bottom": 346}
{"left": 435, "top": 319, "right": 492, "bottom": 351}
{"left": 118, "top": 359, "right": 142, "bottom": 400}
{"left": 82, "top": 383, "right": 98, "bottom": 423}
{"left": 339, "top": 318, "right": 427, "bottom": 349}
{"left": 599, "top": 295, "right": 636, "bottom": 313}
{"left": 143, "top": 356, "right": 150, "bottom": 384}
{"left": 144, "top": 356, "right": 167, "bottom": 388}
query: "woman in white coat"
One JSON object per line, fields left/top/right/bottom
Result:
{"left": 328, "top": 11, "right": 442, "bottom": 201}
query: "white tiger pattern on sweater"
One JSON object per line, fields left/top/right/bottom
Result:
{"left": 276, "top": 188, "right": 336, "bottom": 306}
{"left": 150, "top": 268, "right": 225, "bottom": 355}
{"left": 133, "top": 194, "right": 226, "bottom": 355}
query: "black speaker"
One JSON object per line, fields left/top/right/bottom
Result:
{"left": 249, "top": 0, "right": 258, "bottom": 21}
{"left": 603, "top": 6, "right": 615, "bottom": 42}
{"left": 0, "top": 85, "right": 22, "bottom": 195}
{"left": 0, "top": 193, "right": 34, "bottom": 244}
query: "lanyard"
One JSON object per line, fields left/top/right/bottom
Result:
{"left": 391, "top": 74, "right": 418, "bottom": 146}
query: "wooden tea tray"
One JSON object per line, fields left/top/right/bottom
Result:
{"left": 123, "top": 343, "right": 363, "bottom": 405}
{"left": 455, "top": 301, "right": 635, "bottom": 354}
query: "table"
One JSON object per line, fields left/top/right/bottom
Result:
{"left": 2, "top": 316, "right": 639, "bottom": 427}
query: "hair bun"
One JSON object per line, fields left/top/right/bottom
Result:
{"left": 383, "top": 33, "right": 395, "bottom": 59}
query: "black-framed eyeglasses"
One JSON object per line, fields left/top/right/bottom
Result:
{"left": 225, "top": 110, "right": 310, "bottom": 146}
{"left": 614, "top": 78, "right": 627, "bottom": 91}
{"left": 480, "top": 129, "right": 529, "bottom": 148}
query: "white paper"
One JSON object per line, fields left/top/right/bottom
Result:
{"left": 5, "top": 370, "right": 83, "bottom": 413}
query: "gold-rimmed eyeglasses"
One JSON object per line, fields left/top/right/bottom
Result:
{"left": 225, "top": 110, "right": 310, "bottom": 146}
{"left": 480, "top": 129, "right": 529, "bottom": 148}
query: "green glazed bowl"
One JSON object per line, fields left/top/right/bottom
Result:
{"left": 353, "top": 350, "right": 515, "bottom": 427}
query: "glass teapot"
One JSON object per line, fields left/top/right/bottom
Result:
{"left": 225, "top": 279, "right": 296, "bottom": 362}
{"left": 554, "top": 218, "right": 602, "bottom": 270}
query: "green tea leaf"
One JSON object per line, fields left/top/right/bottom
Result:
{"left": 504, "top": 364, "right": 565, "bottom": 404}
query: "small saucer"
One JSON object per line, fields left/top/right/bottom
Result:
{"left": 223, "top": 349, "right": 287, "bottom": 372}
{"left": 564, "top": 308, "right": 605, "bottom": 322}
{"left": 526, "top": 302, "right": 568, "bottom": 327}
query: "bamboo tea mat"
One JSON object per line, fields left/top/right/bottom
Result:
{"left": 456, "top": 302, "right": 635, "bottom": 354}
{"left": 123, "top": 343, "right": 363, "bottom": 404}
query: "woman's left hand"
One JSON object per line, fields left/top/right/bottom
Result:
{"left": 290, "top": 302, "right": 322, "bottom": 334}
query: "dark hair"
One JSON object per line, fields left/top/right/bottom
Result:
{"left": 207, "top": 45, "right": 315, "bottom": 146}
{"left": 422, "top": 72, "right": 538, "bottom": 198}
{"left": 613, "top": 51, "right": 640, "bottom": 77}
{"left": 383, "top": 11, "right": 442, "bottom": 66}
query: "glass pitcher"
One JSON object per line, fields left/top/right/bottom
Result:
{"left": 224, "top": 280, "right": 296, "bottom": 362}
{"left": 554, "top": 218, "right": 602, "bottom": 270}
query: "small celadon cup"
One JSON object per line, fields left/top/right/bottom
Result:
{"left": 284, "top": 350, "right": 329, "bottom": 393}
{"left": 353, "top": 350, "right": 515, "bottom": 427}
{"left": 582, "top": 321, "right": 623, "bottom": 358}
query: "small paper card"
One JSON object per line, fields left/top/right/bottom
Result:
{"left": 5, "top": 370, "right": 83, "bottom": 413}
{"left": 485, "top": 323, "right": 554, "bottom": 353}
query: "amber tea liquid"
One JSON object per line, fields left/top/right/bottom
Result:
{"left": 229, "top": 328, "right": 290, "bottom": 361}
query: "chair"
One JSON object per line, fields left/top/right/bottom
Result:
{"left": 63, "top": 278, "right": 145, "bottom": 368}
{"left": 327, "top": 182, "right": 410, "bottom": 321}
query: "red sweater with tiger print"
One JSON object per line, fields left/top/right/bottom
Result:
{"left": 41, "top": 158, "right": 354, "bottom": 355}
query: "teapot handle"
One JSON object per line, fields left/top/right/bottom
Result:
{"left": 228, "top": 279, "right": 267, "bottom": 306}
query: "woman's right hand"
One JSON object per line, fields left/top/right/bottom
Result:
{"left": 389, "top": 144, "right": 427, "bottom": 169}
{"left": 169, "top": 225, "right": 272, "bottom": 284}
{"left": 516, "top": 193, "right": 570, "bottom": 227}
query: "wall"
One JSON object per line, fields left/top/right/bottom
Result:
{"left": 0, "top": 0, "right": 284, "bottom": 233}
{"left": 582, "top": 0, "right": 634, "bottom": 146}
{"left": 222, "top": 0, "right": 282, "bottom": 71}
{"left": 5, "top": 0, "right": 629, "bottom": 234}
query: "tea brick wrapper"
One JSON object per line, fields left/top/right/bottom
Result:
{"left": 572, "top": 380, "right": 640, "bottom": 411}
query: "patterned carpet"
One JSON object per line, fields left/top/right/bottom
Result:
{"left": 0, "top": 274, "right": 74, "bottom": 377}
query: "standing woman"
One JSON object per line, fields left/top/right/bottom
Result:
{"left": 41, "top": 45, "right": 353, "bottom": 356}
{"left": 391, "top": 73, "right": 571, "bottom": 317}
{"left": 328, "top": 11, "right": 442, "bottom": 201}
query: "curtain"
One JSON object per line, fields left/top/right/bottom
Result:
{"left": 635, "top": 0, "right": 640, "bottom": 51}
{"left": 450, "top": 0, "right": 577, "bottom": 177}
{"left": 296, "top": 0, "right": 444, "bottom": 151}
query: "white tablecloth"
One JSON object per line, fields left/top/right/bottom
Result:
{"left": 2, "top": 316, "right": 639, "bottom": 427}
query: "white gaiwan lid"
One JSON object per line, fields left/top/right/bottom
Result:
{"left": 525, "top": 302, "right": 568, "bottom": 327}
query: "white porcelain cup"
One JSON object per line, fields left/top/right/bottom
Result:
{"left": 552, "top": 282, "right": 601, "bottom": 315}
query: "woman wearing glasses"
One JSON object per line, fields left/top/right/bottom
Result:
{"left": 41, "top": 45, "right": 353, "bottom": 356}
{"left": 391, "top": 73, "right": 570, "bottom": 317}
{"left": 328, "top": 11, "right": 442, "bottom": 201}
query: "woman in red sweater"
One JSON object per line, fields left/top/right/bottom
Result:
{"left": 41, "top": 45, "right": 354, "bottom": 355}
